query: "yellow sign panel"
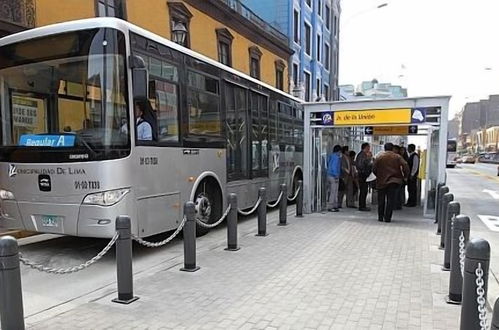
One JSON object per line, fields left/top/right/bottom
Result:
{"left": 334, "top": 108, "right": 412, "bottom": 126}
{"left": 373, "top": 126, "right": 410, "bottom": 135}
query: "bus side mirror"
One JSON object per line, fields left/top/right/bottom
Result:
{"left": 130, "top": 55, "right": 148, "bottom": 100}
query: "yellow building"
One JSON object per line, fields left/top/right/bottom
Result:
{"left": 33, "top": 0, "right": 292, "bottom": 92}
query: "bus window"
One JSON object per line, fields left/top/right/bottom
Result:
{"left": 251, "top": 91, "right": 269, "bottom": 178}
{"left": 187, "top": 71, "right": 221, "bottom": 136}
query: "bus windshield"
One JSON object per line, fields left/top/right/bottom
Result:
{"left": 0, "top": 28, "right": 129, "bottom": 162}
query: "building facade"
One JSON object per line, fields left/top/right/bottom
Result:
{"left": 340, "top": 79, "right": 407, "bottom": 100}
{"left": 459, "top": 95, "right": 499, "bottom": 152}
{"left": 0, "top": 0, "right": 35, "bottom": 37}
{"left": 240, "top": 0, "right": 341, "bottom": 101}
{"left": 32, "top": 0, "right": 293, "bottom": 92}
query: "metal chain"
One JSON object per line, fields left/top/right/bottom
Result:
{"left": 196, "top": 205, "right": 231, "bottom": 229}
{"left": 133, "top": 216, "right": 187, "bottom": 248}
{"left": 267, "top": 191, "right": 283, "bottom": 208}
{"left": 287, "top": 187, "right": 301, "bottom": 202}
{"left": 19, "top": 232, "right": 119, "bottom": 274}
{"left": 459, "top": 231, "right": 466, "bottom": 276}
{"left": 238, "top": 198, "right": 262, "bottom": 216}
{"left": 475, "top": 262, "right": 487, "bottom": 330}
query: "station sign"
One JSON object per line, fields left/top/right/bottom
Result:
{"left": 364, "top": 125, "right": 418, "bottom": 136}
{"left": 318, "top": 108, "right": 426, "bottom": 126}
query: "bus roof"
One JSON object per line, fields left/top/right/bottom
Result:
{"left": 0, "top": 17, "right": 303, "bottom": 104}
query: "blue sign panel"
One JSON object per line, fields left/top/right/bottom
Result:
{"left": 411, "top": 108, "right": 426, "bottom": 124}
{"left": 321, "top": 112, "right": 334, "bottom": 125}
{"left": 19, "top": 135, "right": 76, "bottom": 147}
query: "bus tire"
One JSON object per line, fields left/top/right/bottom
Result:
{"left": 193, "top": 177, "right": 223, "bottom": 236}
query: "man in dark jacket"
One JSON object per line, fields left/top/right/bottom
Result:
{"left": 405, "top": 144, "right": 420, "bottom": 207}
{"left": 373, "top": 143, "right": 410, "bottom": 222}
{"left": 355, "top": 142, "right": 372, "bottom": 211}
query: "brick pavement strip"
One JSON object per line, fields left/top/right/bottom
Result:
{"left": 27, "top": 209, "right": 461, "bottom": 330}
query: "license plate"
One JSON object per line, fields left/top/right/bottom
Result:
{"left": 41, "top": 216, "right": 59, "bottom": 227}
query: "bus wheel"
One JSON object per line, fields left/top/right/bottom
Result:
{"left": 194, "top": 178, "right": 222, "bottom": 236}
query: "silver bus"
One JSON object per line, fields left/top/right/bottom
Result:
{"left": 0, "top": 18, "right": 304, "bottom": 238}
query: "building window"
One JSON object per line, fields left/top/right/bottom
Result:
{"left": 293, "top": 9, "right": 300, "bottom": 43}
{"left": 249, "top": 46, "right": 262, "bottom": 79}
{"left": 216, "top": 28, "right": 234, "bottom": 67}
{"left": 275, "top": 60, "right": 286, "bottom": 91}
{"left": 304, "top": 71, "right": 311, "bottom": 101}
{"left": 96, "top": 0, "right": 125, "bottom": 18}
{"left": 318, "top": 0, "right": 322, "bottom": 17}
{"left": 316, "top": 34, "right": 321, "bottom": 62}
{"left": 324, "top": 84, "right": 330, "bottom": 101}
{"left": 316, "top": 78, "right": 321, "bottom": 100}
{"left": 325, "top": 5, "right": 331, "bottom": 30}
{"left": 324, "top": 43, "right": 330, "bottom": 70}
{"left": 305, "top": 0, "right": 311, "bottom": 7}
{"left": 167, "top": 2, "right": 192, "bottom": 48}
{"left": 333, "top": 15, "right": 338, "bottom": 37}
{"left": 292, "top": 63, "right": 299, "bottom": 87}
{"left": 304, "top": 23, "right": 311, "bottom": 56}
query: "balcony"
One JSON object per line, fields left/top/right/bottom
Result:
{"left": 217, "top": 0, "right": 288, "bottom": 45}
{"left": 0, "top": 0, "right": 35, "bottom": 29}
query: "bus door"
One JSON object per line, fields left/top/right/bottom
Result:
{"left": 225, "top": 82, "right": 249, "bottom": 181}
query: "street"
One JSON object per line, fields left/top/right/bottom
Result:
{"left": 446, "top": 163, "right": 499, "bottom": 299}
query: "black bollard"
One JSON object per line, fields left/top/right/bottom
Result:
{"left": 491, "top": 298, "right": 499, "bottom": 329}
{"left": 278, "top": 183, "right": 288, "bottom": 226}
{"left": 460, "top": 238, "right": 490, "bottom": 330}
{"left": 0, "top": 236, "right": 25, "bottom": 330}
{"left": 437, "top": 186, "right": 449, "bottom": 235}
{"left": 447, "top": 215, "right": 470, "bottom": 304}
{"left": 439, "top": 192, "right": 453, "bottom": 249}
{"left": 180, "top": 202, "right": 200, "bottom": 272}
{"left": 296, "top": 180, "right": 304, "bottom": 218}
{"left": 256, "top": 187, "right": 268, "bottom": 237}
{"left": 113, "top": 216, "right": 139, "bottom": 304}
{"left": 435, "top": 183, "right": 445, "bottom": 224}
{"left": 443, "top": 201, "right": 460, "bottom": 271}
{"left": 225, "top": 193, "right": 240, "bottom": 251}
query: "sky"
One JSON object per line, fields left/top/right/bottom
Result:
{"left": 339, "top": 0, "right": 499, "bottom": 119}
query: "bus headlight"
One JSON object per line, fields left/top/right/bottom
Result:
{"left": 0, "top": 189, "right": 15, "bottom": 200}
{"left": 82, "top": 188, "right": 130, "bottom": 206}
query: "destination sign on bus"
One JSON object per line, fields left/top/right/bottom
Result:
{"left": 19, "top": 134, "right": 76, "bottom": 147}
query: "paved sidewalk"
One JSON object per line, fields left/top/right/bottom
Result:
{"left": 27, "top": 207, "right": 461, "bottom": 330}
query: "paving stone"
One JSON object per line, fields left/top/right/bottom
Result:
{"left": 26, "top": 208, "right": 462, "bottom": 329}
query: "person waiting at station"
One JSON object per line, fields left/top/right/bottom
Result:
{"left": 405, "top": 144, "right": 420, "bottom": 207}
{"left": 397, "top": 146, "right": 410, "bottom": 210}
{"left": 373, "top": 143, "right": 409, "bottom": 223}
{"left": 349, "top": 150, "right": 359, "bottom": 207}
{"left": 135, "top": 100, "right": 153, "bottom": 141}
{"left": 355, "top": 143, "right": 373, "bottom": 211}
{"left": 338, "top": 146, "right": 355, "bottom": 208}
{"left": 327, "top": 145, "right": 342, "bottom": 212}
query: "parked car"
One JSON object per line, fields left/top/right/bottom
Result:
{"left": 462, "top": 155, "right": 476, "bottom": 164}
{"left": 478, "top": 152, "right": 499, "bottom": 164}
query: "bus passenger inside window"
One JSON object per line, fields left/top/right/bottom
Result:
{"left": 135, "top": 101, "right": 154, "bottom": 141}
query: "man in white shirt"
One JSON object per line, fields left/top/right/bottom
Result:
{"left": 135, "top": 102, "right": 153, "bottom": 141}
{"left": 405, "top": 144, "right": 419, "bottom": 207}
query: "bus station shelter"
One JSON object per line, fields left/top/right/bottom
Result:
{"left": 303, "top": 96, "right": 451, "bottom": 218}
